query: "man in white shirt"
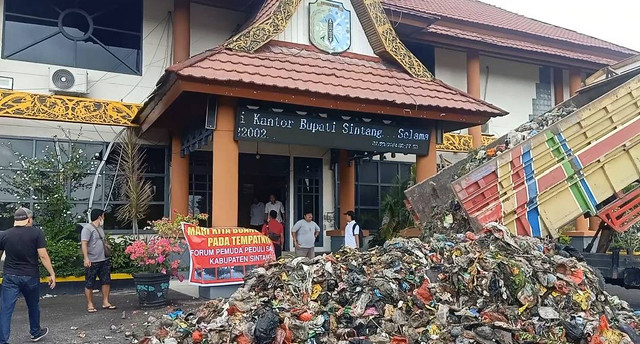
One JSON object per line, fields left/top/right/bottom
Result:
{"left": 249, "top": 197, "right": 265, "bottom": 230}
{"left": 343, "top": 210, "right": 360, "bottom": 249}
{"left": 264, "top": 194, "right": 285, "bottom": 223}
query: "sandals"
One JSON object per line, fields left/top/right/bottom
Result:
{"left": 102, "top": 305, "right": 117, "bottom": 310}
{"left": 87, "top": 308, "right": 97, "bottom": 313}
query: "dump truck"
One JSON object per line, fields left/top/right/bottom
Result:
{"left": 405, "top": 67, "right": 640, "bottom": 288}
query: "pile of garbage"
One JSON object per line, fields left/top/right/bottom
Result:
{"left": 151, "top": 223, "right": 640, "bottom": 344}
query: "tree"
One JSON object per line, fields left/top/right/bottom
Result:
{"left": 115, "top": 128, "right": 153, "bottom": 237}
{"left": 0, "top": 133, "right": 93, "bottom": 241}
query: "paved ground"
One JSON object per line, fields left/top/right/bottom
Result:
{"left": 605, "top": 283, "right": 640, "bottom": 309}
{"left": 6, "top": 290, "right": 201, "bottom": 344}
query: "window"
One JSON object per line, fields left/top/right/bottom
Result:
{"left": 0, "top": 137, "right": 168, "bottom": 232}
{"left": 3, "top": 0, "right": 143, "bottom": 75}
{"left": 103, "top": 147, "right": 168, "bottom": 230}
{"left": 338, "top": 161, "right": 413, "bottom": 234}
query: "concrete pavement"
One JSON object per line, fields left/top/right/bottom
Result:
{"left": 4, "top": 290, "right": 199, "bottom": 344}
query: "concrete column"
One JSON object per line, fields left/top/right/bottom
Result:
{"left": 569, "top": 69, "right": 589, "bottom": 232}
{"left": 415, "top": 128, "right": 438, "bottom": 183}
{"left": 170, "top": 134, "right": 189, "bottom": 219}
{"left": 467, "top": 50, "right": 483, "bottom": 148}
{"left": 212, "top": 97, "right": 239, "bottom": 227}
{"left": 338, "top": 150, "right": 355, "bottom": 229}
{"left": 168, "top": 0, "right": 191, "bottom": 221}
{"left": 173, "top": 0, "right": 190, "bottom": 63}
{"left": 553, "top": 67, "right": 564, "bottom": 105}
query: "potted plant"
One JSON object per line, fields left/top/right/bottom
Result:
{"left": 125, "top": 237, "right": 183, "bottom": 308}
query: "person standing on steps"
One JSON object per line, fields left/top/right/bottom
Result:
{"left": 0, "top": 207, "right": 55, "bottom": 343}
{"left": 264, "top": 194, "right": 285, "bottom": 223}
{"left": 262, "top": 210, "right": 284, "bottom": 258}
{"left": 81, "top": 209, "right": 116, "bottom": 313}
{"left": 250, "top": 197, "right": 265, "bottom": 231}
{"left": 343, "top": 210, "right": 360, "bottom": 250}
{"left": 292, "top": 211, "right": 320, "bottom": 259}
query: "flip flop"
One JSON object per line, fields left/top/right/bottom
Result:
{"left": 102, "top": 305, "right": 117, "bottom": 310}
{"left": 88, "top": 308, "right": 97, "bottom": 313}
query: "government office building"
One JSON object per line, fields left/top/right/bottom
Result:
{"left": 0, "top": 0, "right": 633, "bottom": 251}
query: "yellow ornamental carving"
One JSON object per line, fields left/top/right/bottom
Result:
{"left": 0, "top": 91, "right": 139, "bottom": 126}
{"left": 436, "top": 133, "right": 497, "bottom": 152}
{"left": 352, "top": 0, "right": 433, "bottom": 80}
{"left": 225, "top": 0, "right": 303, "bottom": 53}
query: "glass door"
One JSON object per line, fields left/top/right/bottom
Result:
{"left": 294, "top": 158, "right": 323, "bottom": 247}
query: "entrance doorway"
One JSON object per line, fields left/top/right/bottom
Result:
{"left": 238, "top": 154, "right": 290, "bottom": 245}
{"left": 294, "top": 158, "right": 323, "bottom": 247}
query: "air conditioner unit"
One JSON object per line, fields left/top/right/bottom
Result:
{"left": 48, "top": 67, "right": 88, "bottom": 94}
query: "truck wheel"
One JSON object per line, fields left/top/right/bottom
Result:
{"left": 623, "top": 268, "right": 640, "bottom": 288}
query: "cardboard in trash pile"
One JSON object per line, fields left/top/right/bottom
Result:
{"left": 149, "top": 223, "right": 639, "bottom": 344}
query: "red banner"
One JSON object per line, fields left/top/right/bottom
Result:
{"left": 182, "top": 224, "right": 276, "bottom": 286}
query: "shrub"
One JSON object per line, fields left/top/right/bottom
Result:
{"left": 125, "top": 237, "right": 183, "bottom": 279}
{"left": 108, "top": 235, "right": 139, "bottom": 274}
{"left": 42, "top": 239, "right": 84, "bottom": 278}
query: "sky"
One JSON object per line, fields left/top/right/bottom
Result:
{"left": 480, "top": 0, "right": 640, "bottom": 52}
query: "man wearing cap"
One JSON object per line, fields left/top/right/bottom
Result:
{"left": 343, "top": 210, "right": 360, "bottom": 250}
{"left": 0, "top": 207, "right": 55, "bottom": 343}
{"left": 81, "top": 209, "right": 115, "bottom": 313}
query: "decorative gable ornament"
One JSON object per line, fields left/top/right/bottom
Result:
{"left": 309, "top": 0, "right": 351, "bottom": 54}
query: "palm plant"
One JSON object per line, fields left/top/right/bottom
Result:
{"left": 115, "top": 128, "right": 153, "bottom": 237}
{"left": 378, "top": 170, "right": 416, "bottom": 241}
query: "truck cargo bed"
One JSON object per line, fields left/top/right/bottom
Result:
{"left": 406, "top": 70, "right": 640, "bottom": 237}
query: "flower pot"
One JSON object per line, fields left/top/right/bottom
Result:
{"left": 133, "top": 272, "right": 170, "bottom": 308}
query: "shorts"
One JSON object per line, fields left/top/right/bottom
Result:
{"left": 85, "top": 259, "right": 111, "bottom": 289}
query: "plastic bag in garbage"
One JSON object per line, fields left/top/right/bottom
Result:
{"left": 253, "top": 308, "right": 280, "bottom": 344}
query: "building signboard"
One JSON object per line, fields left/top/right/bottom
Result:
{"left": 235, "top": 106, "right": 432, "bottom": 155}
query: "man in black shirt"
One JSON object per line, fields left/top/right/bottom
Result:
{"left": 0, "top": 207, "right": 56, "bottom": 343}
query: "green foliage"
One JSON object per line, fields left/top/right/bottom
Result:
{"left": 108, "top": 235, "right": 139, "bottom": 274}
{"left": 41, "top": 239, "right": 84, "bottom": 278}
{"left": 558, "top": 235, "right": 572, "bottom": 245}
{"left": 150, "top": 212, "right": 209, "bottom": 239}
{"left": 611, "top": 223, "right": 640, "bottom": 252}
{"left": 0, "top": 136, "right": 93, "bottom": 241}
{"left": 378, "top": 172, "right": 416, "bottom": 241}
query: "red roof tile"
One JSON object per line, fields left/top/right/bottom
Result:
{"left": 428, "top": 25, "right": 619, "bottom": 65}
{"left": 382, "top": 0, "right": 636, "bottom": 55}
{"left": 170, "top": 42, "right": 506, "bottom": 116}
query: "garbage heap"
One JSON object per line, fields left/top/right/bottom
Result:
{"left": 162, "top": 224, "right": 639, "bottom": 344}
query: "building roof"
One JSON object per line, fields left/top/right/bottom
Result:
{"left": 382, "top": 0, "right": 636, "bottom": 64}
{"left": 427, "top": 25, "right": 617, "bottom": 65}
{"left": 168, "top": 41, "right": 506, "bottom": 117}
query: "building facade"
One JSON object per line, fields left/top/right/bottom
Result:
{"left": 0, "top": 0, "right": 634, "bottom": 248}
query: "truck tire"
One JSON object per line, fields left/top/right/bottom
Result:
{"left": 623, "top": 268, "right": 640, "bottom": 288}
